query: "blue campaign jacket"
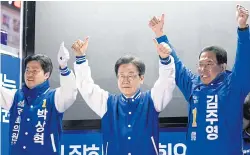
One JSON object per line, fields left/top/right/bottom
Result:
{"left": 9, "top": 80, "right": 63, "bottom": 155}
{"left": 101, "top": 90, "right": 160, "bottom": 155}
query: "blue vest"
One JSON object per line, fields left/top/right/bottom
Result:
{"left": 185, "top": 72, "right": 244, "bottom": 155}
{"left": 9, "top": 80, "right": 63, "bottom": 155}
{"left": 101, "top": 90, "right": 159, "bottom": 155}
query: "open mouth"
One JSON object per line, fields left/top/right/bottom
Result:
{"left": 200, "top": 73, "right": 210, "bottom": 78}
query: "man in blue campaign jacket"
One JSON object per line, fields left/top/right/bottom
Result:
{"left": 71, "top": 36, "right": 175, "bottom": 155}
{"left": 0, "top": 42, "right": 77, "bottom": 155}
{"left": 149, "top": 4, "right": 250, "bottom": 155}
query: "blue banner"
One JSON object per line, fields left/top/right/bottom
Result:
{"left": 1, "top": 53, "right": 21, "bottom": 155}
{"left": 60, "top": 129, "right": 187, "bottom": 155}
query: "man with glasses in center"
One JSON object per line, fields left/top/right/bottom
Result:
{"left": 71, "top": 37, "right": 176, "bottom": 155}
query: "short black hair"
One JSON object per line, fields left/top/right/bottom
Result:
{"left": 24, "top": 54, "right": 53, "bottom": 77}
{"left": 115, "top": 55, "right": 145, "bottom": 76}
{"left": 199, "top": 46, "right": 227, "bottom": 64}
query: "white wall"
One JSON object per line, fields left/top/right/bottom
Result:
{"left": 35, "top": 1, "right": 250, "bottom": 120}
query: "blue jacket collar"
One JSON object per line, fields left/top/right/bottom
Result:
{"left": 121, "top": 89, "right": 141, "bottom": 103}
{"left": 197, "top": 70, "right": 231, "bottom": 86}
{"left": 22, "top": 80, "right": 50, "bottom": 99}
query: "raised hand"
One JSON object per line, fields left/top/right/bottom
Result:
{"left": 153, "top": 39, "right": 172, "bottom": 59}
{"left": 148, "top": 14, "right": 165, "bottom": 38}
{"left": 71, "top": 37, "right": 89, "bottom": 56}
{"left": 58, "top": 42, "right": 70, "bottom": 69}
{"left": 236, "top": 4, "right": 249, "bottom": 28}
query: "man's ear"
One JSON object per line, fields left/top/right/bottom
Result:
{"left": 221, "top": 63, "right": 227, "bottom": 71}
{"left": 140, "top": 75, "right": 144, "bottom": 84}
{"left": 44, "top": 72, "right": 50, "bottom": 80}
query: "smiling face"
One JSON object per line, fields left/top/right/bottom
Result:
{"left": 24, "top": 60, "right": 49, "bottom": 89}
{"left": 198, "top": 51, "right": 225, "bottom": 85}
{"left": 24, "top": 54, "right": 53, "bottom": 89}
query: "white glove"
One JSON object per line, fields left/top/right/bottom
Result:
{"left": 58, "top": 42, "right": 70, "bottom": 67}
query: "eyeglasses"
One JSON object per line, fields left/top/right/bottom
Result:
{"left": 117, "top": 74, "right": 139, "bottom": 81}
{"left": 25, "top": 69, "right": 42, "bottom": 75}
